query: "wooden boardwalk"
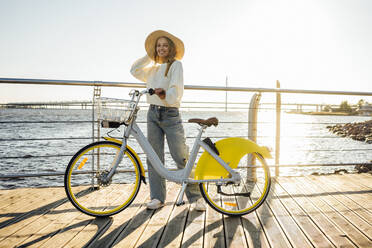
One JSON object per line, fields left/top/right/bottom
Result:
{"left": 0, "top": 174, "right": 371, "bottom": 247}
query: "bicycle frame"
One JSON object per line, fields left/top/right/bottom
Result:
{"left": 101, "top": 89, "right": 241, "bottom": 204}
{"left": 127, "top": 121, "right": 241, "bottom": 185}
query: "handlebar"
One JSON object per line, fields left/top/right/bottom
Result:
{"left": 131, "top": 88, "right": 155, "bottom": 97}
{"left": 125, "top": 88, "right": 155, "bottom": 124}
{"left": 101, "top": 88, "right": 156, "bottom": 128}
{"left": 148, "top": 88, "right": 155, "bottom": 95}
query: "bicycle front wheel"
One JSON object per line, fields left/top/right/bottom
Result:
{"left": 64, "top": 141, "right": 142, "bottom": 217}
{"left": 199, "top": 153, "right": 271, "bottom": 216}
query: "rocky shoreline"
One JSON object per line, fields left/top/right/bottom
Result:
{"left": 323, "top": 120, "right": 372, "bottom": 176}
{"left": 311, "top": 163, "right": 372, "bottom": 175}
{"left": 327, "top": 120, "right": 372, "bottom": 144}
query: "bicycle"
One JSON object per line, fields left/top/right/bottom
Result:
{"left": 64, "top": 89, "right": 272, "bottom": 217}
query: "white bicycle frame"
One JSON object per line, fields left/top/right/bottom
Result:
{"left": 106, "top": 89, "right": 241, "bottom": 205}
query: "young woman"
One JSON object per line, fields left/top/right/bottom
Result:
{"left": 130, "top": 30, "right": 205, "bottom": 211}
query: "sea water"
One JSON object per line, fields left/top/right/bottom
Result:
{"left": 0, "top": 108, "right": 371, "bottom": 189}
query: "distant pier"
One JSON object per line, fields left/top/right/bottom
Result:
{"left": 0, "top": 101, "right": 93, "bottom": 109}
{"left": 0, "top": 101, "right": 347, "bottom": 112}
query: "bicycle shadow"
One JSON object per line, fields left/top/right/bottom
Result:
{"left": 91, "top": 183, "right": 276, "bottom": 247}
{"left": 17, "top": 219, "right": 100, "bottom": 248}
{"left": 0, "top": 187, "right": 94, "bottom": 229}
{"left": 80, "top": 180, "right": 276, "bottom": 247}
{"left": 0, "top": 198, "right": 68, "bottom": 229}
{"left": 15, "top": 202, "right": 271, "bottom": 248}
{"left": 2, "top": 180, "right": 276, "bottom": 247}
{"left": 89, "top": 208, "right": 205, "bottom": 247}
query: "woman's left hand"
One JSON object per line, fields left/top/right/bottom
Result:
{"left": 154, "top": 88, "right": 166, "bottom": 99}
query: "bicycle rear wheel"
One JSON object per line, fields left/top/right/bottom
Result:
{"left": 64, "top": 141, "right": 142, "bottom": 217}
{"left": 199, "top": 153, "right": 271, "bottom": 216}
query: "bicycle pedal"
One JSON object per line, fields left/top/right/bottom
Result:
{"left": 176, "top": 201, "right": 185, "bottom": 206}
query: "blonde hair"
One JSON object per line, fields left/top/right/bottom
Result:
{"left": 154, "top": 36, "right": 177, "bottom": 77}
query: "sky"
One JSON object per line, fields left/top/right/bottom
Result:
{"left": 0, "top": 0, "right": 371, "bottom": 104}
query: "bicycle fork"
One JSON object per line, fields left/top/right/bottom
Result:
{"left": 99, "top": 138, "right": 128, "bottom": 185}
{"left": 100, "top": 121, "right": 135, "bottom": 185}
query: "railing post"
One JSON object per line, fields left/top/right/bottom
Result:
{"left": 92, "top": 86, "right": 101, "bottom": 187}
{"left": 247, "top": 93, "right": 261, "bottom": 180}
{"left": 275, "top": 80, "right": 281, "bottom": 177}
{"left": 93, "top": 86, "right": 102, "bottom": 142}
{"left": 225, "top": 76, "right": 228, "bottom": 112}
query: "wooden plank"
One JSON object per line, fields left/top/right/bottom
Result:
{"left": 344, "top": 174, "right": 372, "bottom": 189}
{"left": 252, "top": 181, "right": 292, "bottom": 248}
{"left": 15, "top": 186, "right": 102, "bottom": 248}
{"left": 181, "top": 203, "right": 205, "bottom": 248}
{"left": 278, "top": 177, "right": 355, "bottom": 247}
{"left": 0, "top": 188, "right": 41, "bottom": 224}
{"left": 308, "top": 176, "right": 372, "bottom": 238}
{"left": 59, "top": 184, "right": 131, "bottom": 248}
{"left": 0, "top": 187, "right": 64, "bottom": 225}
{"left": 222, "top": 185, "right": 247, "bottom": 248}
{"left": 58, "top": 216, "right": 110, "bottom": 248}
{"left": 296, "top": 176, "right": 372, "bottom": 247}
{"left": 239, "top": 179, "right": 270, "bottom": 248}
{"left": 134, "top": 183, "right": 180, "bottom": 248}
{"left": 203, "top": 205, "right": 225, "bottom": 248}
{"left": 358, "top": 173, "right": 372, "bottom": 185}
{"left": 323, "top": 175, "right": 372, "bottom": 211}
{"left": 331, "top": 174, "right": 372, "bottom": 193}
{"left": 273, "top": 178, "right": 335, "bottom": 247}
{"left": 258, "top": 179, "right": 312, "bottom": 248}
{"left": 223, "top": 216, "right": 247, "bottom": 248}
{"left": 0, "top": 188, "right": 34, "bottom": 209}
{"left": 112, "top": 186, "right": 171, "bottom": 247}
{"left": 202, "top": 184, "right": 225, "bottom": 248}
{"left": 241, "top": 212, "right": 270, "bottom": 248}
{"left": 0, "top": 188, "right": 67, "bottom": 245}
{"left": 315, "top": 175, "right": 372, "bottom": 224}
{"left": 2, "top": 175, "right": 370, "bottom": 248}
{"left": 88, "top": 186, "right": 150, "bottom": 248}
{"left": 157, "top": 194, "right": 190, "bottom": 247}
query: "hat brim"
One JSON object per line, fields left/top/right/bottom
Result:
{"left": 145, "top": 30, "right": 185, "bottom": 61}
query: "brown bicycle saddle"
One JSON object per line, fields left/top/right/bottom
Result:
{"left": 188, "top": 117, "right": 219, "bottom": 127}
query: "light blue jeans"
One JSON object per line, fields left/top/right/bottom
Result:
{"left": 147, "top": 105, "right": 201, "bottom": 203}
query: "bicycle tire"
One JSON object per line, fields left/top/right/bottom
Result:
{"left": 64, "top": 141, "right": 142, "bottom": 217}
{"left": 199, "top": 153, "right": 271, "bottom": 216}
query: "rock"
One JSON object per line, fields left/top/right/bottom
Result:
{"left": 334, "top": 169, "right": 348, "bottom": 174}
{"left": 355, "top": 164, "right": 372, "bottom": 173}
{"left": 327, "top": 120, "right": 372, "bottom": 143}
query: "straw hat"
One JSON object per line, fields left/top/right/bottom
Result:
{"left": 145, "top": 30, "right": 185, "bottom": 61}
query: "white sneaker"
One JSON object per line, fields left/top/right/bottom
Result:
{"left": 146, "top": 199, "right": 164, "bottom": 210}
{"left": 192, "top": 198, "right": 206, "bottom": 212}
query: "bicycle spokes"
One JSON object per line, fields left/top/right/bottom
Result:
{"left": 64, "top": 141, "right": 142, "bottom": 217}
{"left": 200, "top": 153, "right": 271, "bottom": 216}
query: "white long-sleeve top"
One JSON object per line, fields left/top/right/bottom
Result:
{"left": 130, "top": 55, "right": 184, "bottom": 108}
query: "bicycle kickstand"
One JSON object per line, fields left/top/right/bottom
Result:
{"left": 176, "top": 182, "right": 187, "bottom": 206}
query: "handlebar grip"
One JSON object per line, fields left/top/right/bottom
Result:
{"left": 148, "top": 88, "right": 155, "bottom": 95}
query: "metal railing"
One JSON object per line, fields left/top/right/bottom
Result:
{"left": 1, "top": 77, "right": 371, "bottom": 95}
{"left": 1, "top": 77, "right": 372, "bottom": 184}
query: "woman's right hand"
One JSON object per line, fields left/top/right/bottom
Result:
{"left": 154, "top": 88, "right": 166, "bottom": 99}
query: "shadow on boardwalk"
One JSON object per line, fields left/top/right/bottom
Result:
{"left": 2, "top": 174, "right": 371, "bottom": 247}
{"left": 1, "top": 188, "right": 272, "bottom": 247}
